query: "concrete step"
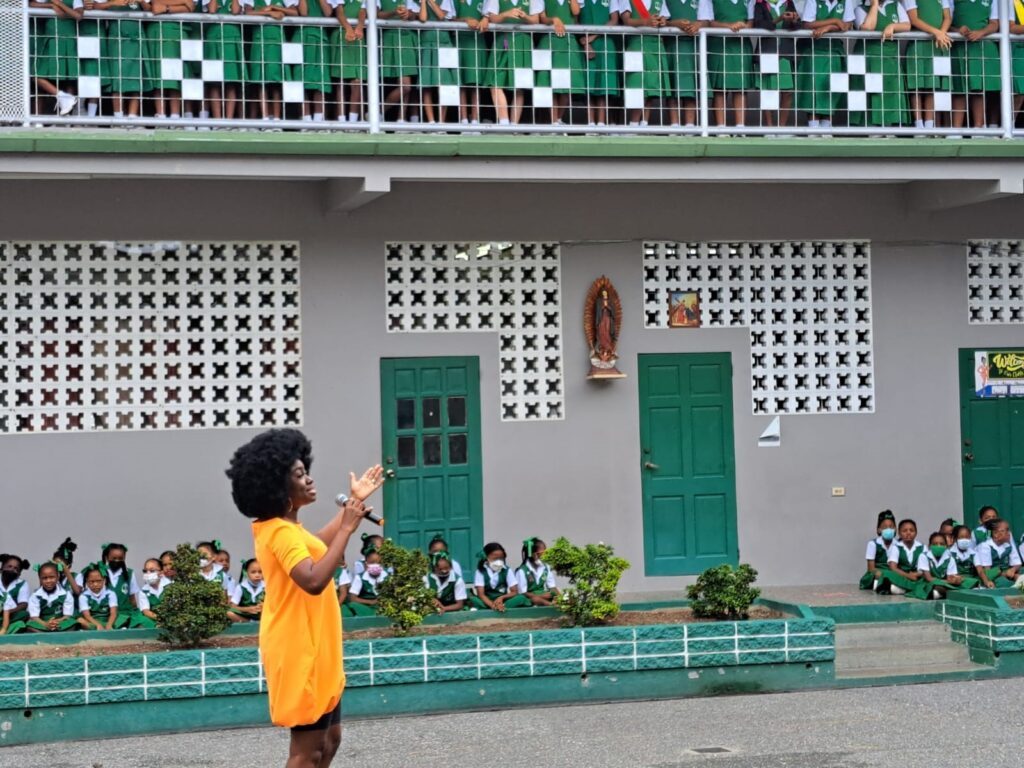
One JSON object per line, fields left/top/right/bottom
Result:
{"left": 836, "top": 643, "right": 971, "bottom": 671}
{"left": 833, "top": 620, "right": 988, "bottom": 678}
{"left": 836, "top": 660, "right": 987, "bottom": 680}
{"left": 834, "top": 621, "right": 950, "bottom": 650}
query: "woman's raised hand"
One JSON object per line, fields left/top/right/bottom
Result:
{"left": 350, "top": 465, "right": 385, "bottom": 501}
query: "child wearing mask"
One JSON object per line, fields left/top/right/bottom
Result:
{"left": 229, "top": 558, "right": 265, "bottom": 622}
{"left": 23, "top": 563, "right": 77, "bottom": 633}
{"left": 425, "top": 550, "right": 467, "bottom": 612}
{"left": 861, "top": 509, "right": 896, "bottom": 590}
{"left": 972, "top": 505, "right": 999, "bottom": 546}
{"left": 428, "top": 533, "right": 463, "bottom": 579}
{"left": 470, "top": 542, "right": 530, "bottom": 611}
{"left": 949, "top": 524, "right": 979, "bottom": 585}
{"left": 77, "top": 565, "right": 119, "bottom": 630}
{"left": 346, "top": 545, "right": 387, "bottom": 616}
{"left": 0, "top": 555, "right": 31, "bottom": 626}
{"left": 516, "top": 537, "right": 559, "bottom": 606}
{"left": 134, "top": 558, "right": 170, "bottom": 627}
{"left": 76, "top": 543, "right": 139, "bottom": 627}
{"left": 197, "top": 541, "right": 232, "bottom": 595}
{"left": 879, "top": 518, "right": 929, "bottom": 598}
{"left": 975, "top": 518, "right": 1021, "bottom": 587}
{"left": 353, "top": 533, "right": 385, "bottom": 576}
{"left": 920, "top": 531, "right": 961, "bottom": 599}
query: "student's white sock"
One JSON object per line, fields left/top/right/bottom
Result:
{"left": 87, "top": 102, "right": 98, "bottom": 117}
{"left": 685, "top": 122, "right": 694, "bottom": 128}
{"left": 498, "top": 118, "right": 510, "bottom": 125}
{"left": 670, "top": 121, "right": 680, "bottom": 127}
{"left": 170, "top": 113, "right": 181, "bottom": 119}
{"left": 461, "top": 118, "right": 469, "bottom": 124}
{"left": 337, "top": 114, "right": 347, "bottom": 121}
{"left": 820, "top": 119, "right": 832, "bottom": 129}
{"left": 932, "top": 589, "right": 942, "bottom": 600}
{"left": 924, "top": 119, "right": 934, "bottom": 129}
{"left": 629, "top": 120, "right": 640, "bottom": 126}
{"left": 471, "top": 119, "right": 479, "bottom": 125}
{"left": 313, "top": 112, "right": 324, "bottom": 121}
{"left": 348, "top": 112, "right": 359, "bottom": 122}
{"left": 872, "top": 579, "right": 879, "bottom": 590}
{"left": 113, "top": 111, "right": 124, "bottom": 118}
{"left": 914, "top": 119, "right": 924, "bottom": 128}
{"left": 989, "top": 123, "right": 999, "bottom": 129}
{"left": 154, "top": 113, "right": 165, "bottom": 118}
{"left": 807, "top": 119, "right": 819, "bottom": 128}
{"left": 597, "top": 121, "right": 605, "bottom": 127}
{"left": 184, "top": 111, "right": 194, "bottom": 119}
{"left": 199, "top": 110, "right": 210, "bottom": 120}
{"left": 735, "top": 123, "right": 745, "bottom": 128}
{"left": 410, "top": 114, "right": 420, "bottom": 123}
{"left": 640, "top": 119, "right": 648, "bottom": 127}
{"left": 302, "top": 114, "right": 313, "bottom": 121}
{"left": 890, "top": 585, "right": 906, "bottom": 595}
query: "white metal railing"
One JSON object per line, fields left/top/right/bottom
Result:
{"left": 15, "top": 1, "right": 1024, "bottom": 138}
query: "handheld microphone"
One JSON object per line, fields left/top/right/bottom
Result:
{"left": 335, "top": 493, "right": 384, "bottom": 526}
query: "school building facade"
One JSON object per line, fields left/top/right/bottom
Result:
{"left": 1, "top": 135, "right": 1023, "bottom": 591}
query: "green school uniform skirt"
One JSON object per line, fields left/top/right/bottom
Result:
{"left": 344, "top": 601, "right": 379, "bottom": 616}
{"left": 876, "top": 569, "right": 932, "bottom": 600}
{"left": 145, "top": 20, "right": 199, "bottom": 90}
{"left": 583, "top": 32, "right": 621, "bottom": 97}
{"left": 1013, "top": 42, "right": 1024, "bottom": 94}
{"left": 289, "top": 24, "right": 332, "bottom": 92}
{"left": 102, "top": 17, "right": 147, "bottom": 94}
{"left": 32, "top": 17, "right": 80, "bottom": 81}
{"left": 980, "top": 567, "right": 1016, "bottom": 588}
{"left": 204, "top": 20, "right": 246, "bottom": 83}
{"left": 624, "top": 33, "right": 669, "bottom": 98}
{"left": 485, "top": 30, "right": 533, "bottom": 89}
{"left": 904, "top": 39, "right": 950, "bottom": 90}
{"left": 246, "top": 21, "right": 286, "bottom": 83}
{"left": 381, "top": 27, "right": 418, "bottom": 78}
{"left": 456, "top": 30, "right": 488, "bottom": 86}
{"left": 664, "top": 35, "right": 697, "bottom": 98}
{"left": 535, "top": 31, "right": 586, "bottom": 94}
{"left": 468, "top": 591, "right": 532, "bottom": 609}
{"left": 796, "top": 37, "right": 844, "bottom": 115}
{"left": 331, "top": 29, "right": 368, "bottom": 80}
{"left": 419, "top": 28, "right": 459, "bottom": 89}
{"left": 849, "top": 39, "right": 906, "bottom": 127}
{"left": 951, "top": 38, "right": 1000, "bottom": 92}
{"left": 707, "top": 34, "right": 752, "bottom": 90}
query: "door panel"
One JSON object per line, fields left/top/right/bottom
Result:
{"left": 639, "top": 353, "right": 738, "bottom": 575}
{"left": 381, "top": 357, "right": 483, "bottom": 571}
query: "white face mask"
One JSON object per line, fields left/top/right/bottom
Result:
{"left": 143, "top": 572, "right": 161, "bottom": 585}
{"left": 489, "top": 559, "right": 505, "bottom": 572}
{"left": 366, "top": 564, "right": 383, "bottom": 578}
{"left": 957, "top": 539, "right": 971, "bottom": 551}
{"left": 199, "top": 558, "right": 210, "bottom": 568}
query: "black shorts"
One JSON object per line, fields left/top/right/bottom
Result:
{"left": 291, "top": 702, "right": 341, "bottom": 732}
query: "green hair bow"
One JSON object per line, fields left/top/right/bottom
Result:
{"left": 523, "top": 538, "right": 536, "bottom": 558}
{"left": 430, "top": 550, "right": 451, "bottom": 567}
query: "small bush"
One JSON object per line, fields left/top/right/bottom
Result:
{"left": 376, "top": 540, "right": 437, "bottom": 636}
{"left": 542, "top": 537, "right": 630, "bottom": 626}
{"left": 687, "top": 564, "right": 760, "bottom": 620}
{"left": 155, "top": 544, "right": 231, "bottom": 647}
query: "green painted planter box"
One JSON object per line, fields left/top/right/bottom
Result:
{"left": 0, "top": 617, "right": 834, "bottom": 745}
{"left": 935, "top": 591, "right": 1024, "bottom": 659}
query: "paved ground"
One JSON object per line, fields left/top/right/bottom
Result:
{"left": 619, "top": 584, "right": 901, "bottom": 607}
{"left": 3, "top": 679, "right": 1020, "bottom": 767}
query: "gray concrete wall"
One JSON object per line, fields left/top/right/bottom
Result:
{"left": 1, "top": 177, "right": 1022, "bottom": 590}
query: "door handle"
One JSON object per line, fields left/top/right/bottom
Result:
{"left": 385, "top": 469, "right": 396, "bottom": 479}
{"left": 644, "top": 462, "right": 660, "bottom": 470}
{"left": 963, "top": 453, "right": 974, "bottom": 463}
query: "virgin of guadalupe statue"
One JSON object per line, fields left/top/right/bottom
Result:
{"left": 584, "top": 276, "right": 626, "bottom": 379}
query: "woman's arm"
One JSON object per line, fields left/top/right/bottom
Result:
{"left": 290, "top": 499, "right": 370, "bottom": 595}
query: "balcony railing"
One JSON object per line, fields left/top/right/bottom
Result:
{"left": 12, "top": 0, "right": 1024, "bottom": 138}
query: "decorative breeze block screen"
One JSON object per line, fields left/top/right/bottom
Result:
{"left": 967, "top": 241, "right": 1024, "bottom": 324}
{"left": 643, "top": 241, "right": 875, "bottom": 415}
{"left": 385, "top": 243, "right": 564, "bottom": 422}
{"left": 1, "top": 241, "right": 303, "bottom": 435}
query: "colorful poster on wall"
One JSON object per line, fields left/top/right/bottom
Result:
{"left": 975, "top": 351, "right": 1024, "bottom": 397}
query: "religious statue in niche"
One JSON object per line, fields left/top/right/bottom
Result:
{"left": 584, "top": 276, "right": 626, "bottom": 379}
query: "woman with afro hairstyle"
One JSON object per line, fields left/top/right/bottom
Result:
{"left": 226, "top": 428, "right": 383, "bottom": 768}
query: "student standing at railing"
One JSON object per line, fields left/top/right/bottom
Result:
{"left": 203, "top": 0, "right": 245, "bottom": 120}
{"left": 748, "top": 0, "right": 799, "bottom": 129}
{"left": 76, "top": 0, "right": 102, "bottom": 115}
{"left": 665, "top": 0, "right": 703, "bottom": 128}
{"left": 484, "top": 0, "right": 543, "bottom": 125}
{"left": 146, "top": 0, "right": 198, "bottom": 120}
{"left": 242, "top": 0, "right": 299, "bottom": 121}
{"left": 950, "top": 0, "right": 998, "bottom": 130}
{"left": 292, "top": 0, "right": 335, "bottom": 123}
{"left": 797, "top": 0, "right": 854, "bottom": 132}
{"left": 95, "top": 0, "right": 150, "bottom": 118}
{"left": 379, "top": 0, "right": 421, "bottom": 122}
{"left": 455, "top": 0, "right": 489, "bottom": 126}
{"left": 578, "top": 0, "right": 621, "bottom": 127}
{"left": 851, "top": 0, "right": 910, "bottom": 127}
{"left": 330, "top": 0, "right": 367, "bottom": 122}
{"left": 29, "top": 0, "right": 83, "bottom": 116}
{"left": 419, "top": 0, "right": 458, "bottom": 123}
{"left": 903, "top": 0, "right": 952, "bottom": 131}
{"left": 699, "top": 0, "right": 753, "bottom": 129}
{"left": 1012, "top": 0, "right": 1024, "bottom": 116}
{"left": 537, "top": 0, "right": 586, "bottom": 125}
{"left": 621, "top": 0, "right": 670, "bottom": 128}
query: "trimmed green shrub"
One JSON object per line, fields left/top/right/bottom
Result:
{"left": 687, "top": 563, "right": 760, "bottom": 620}
{"left": 155, "top": 543, "right": 231, "bottom": 647}
{"left": 377, "top": 540, "right": 437, "bottom": 636}
{"left": 542, "top": 537, "right": 630, "bottom": 626}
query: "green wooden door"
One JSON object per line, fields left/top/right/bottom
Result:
{"left": 959, "top": 348, "right": 1024, "bottom": 535}
{"left": 638, "top": 353, "right": 738, "bottom": 575}
{"left": 380, "top": 357, "right": 483, "bottom": 571}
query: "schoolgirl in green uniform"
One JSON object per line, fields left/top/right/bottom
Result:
{"left": 0, "top": 590, "right": 15, "bottom": 635}
{"left": 950, "top": 0, "right": 999, "bottom": 130}
{"left": 620, "top": 0, "right": 670, "bottom": 128}
{"left": 920, "top": 532, "right": 968, "bottom": 599}
{"left": 24, "top": 564, "right": 77, "bottom": 633}
{"left": 133, "top": 558, "right": 168, "bottom": 628}
{"left": 949, "top": 525, "right": 980, "bottom": 584}
{"left": 88, "top": 543, "right": 139, "bottom": 628}
{"left": 903, "top": 0, "right": 952, "bottom": 130}
{"left": 424, "top": 551, "right": 467, "bottom": 611}
{"left": 484, "top": 0, "right": 544, "bottom": 125}
{"left": 516, "top": 538, "right": 560, "bottom": 606}
{"left": 146, "top": 0, "right": 198, "bottom": 119}
{"left": 346, "top": 546, "right": 387, "bottom": 615}
{"left": 95, "top": 0, "right": 149, "bottom": 118}
{"left": 379, "top": 0, "right": 420, "bottom": 122}
{"left": 291, "top": 0, "right": 334, "bottom": 122}
{"left": 537, "top": 0, "right": 586, "bottom": 125}
{"left": 454, "top": 0, "right": 489, "bottom": 126}
{"left": 29, "top": 0, "right": 83, "bottom": 116}
{"left": 797, "top": 0, "right": 855, "bottom": 131}
{"left": 876, "top": 518, "right": 930, "bottom": 598}
{"left": 851, "top": 0, "right": 909, "bottom": 126}
{"left": 353, "top": 533, "right": 384, "bottom": 577}
{"left": 197, "top": 541, "right": 232, "bottom": 595}
{"left": 229, "top": 558, "right": 266, "bottom": 621}
{"left": 428, "top": 534, "right": 464, "bottom": 579}
{"left": 77, "top": 566, "right": 119, "bottom": 630}
{"left": 419, "top": 0, "right": 459, "bottom": 123}
{"left": 665, "top": 0, "right": 702, "bottom": 128}
{"left": 699, "top": 0, "right": 753, "bottom": 129}
{"left": 204, "top": 0, "right": 245, "bottom": 121}
{"left": 330, "top": 0, "right": 367, "bottom": 123}
{"left": 335, "top": 561, "right": 352, "bottom": 604}
{"left": 972, "top": 505, "right": 998, "bottom": 546}
{"left": 974, "top": 519, "right": 1021, "bottom": 587}
{"left": 470, "top": 542, "right": 531, "bottom": 610}
{"left": 749, "top": 0, "right": 799, "bottom": 129}
{"left": 860, "top": 510, "right": 896, "bottom": 590}
{"left": 242, "top": 0, "right": 299, "bottom": 120}
{"left": 1, "top": 556, "right": 31, "bottom": 628}
{"left": 577, "top": 0, "right": 620, "bottom": 127}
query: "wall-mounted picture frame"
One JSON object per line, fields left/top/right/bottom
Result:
{"left": 668, "top": 290, "right": 701, "bottom": 328}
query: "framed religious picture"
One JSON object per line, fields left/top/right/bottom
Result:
{"left": 668, "top": 290, "right": 701, "bottom": 328}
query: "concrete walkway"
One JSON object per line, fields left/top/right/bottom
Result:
{"left": 3, "top": 678, "right": 1018, "bottom": 767}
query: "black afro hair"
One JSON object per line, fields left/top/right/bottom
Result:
{"left": 226, "top": 428, "right": 313, "bottom": 520}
